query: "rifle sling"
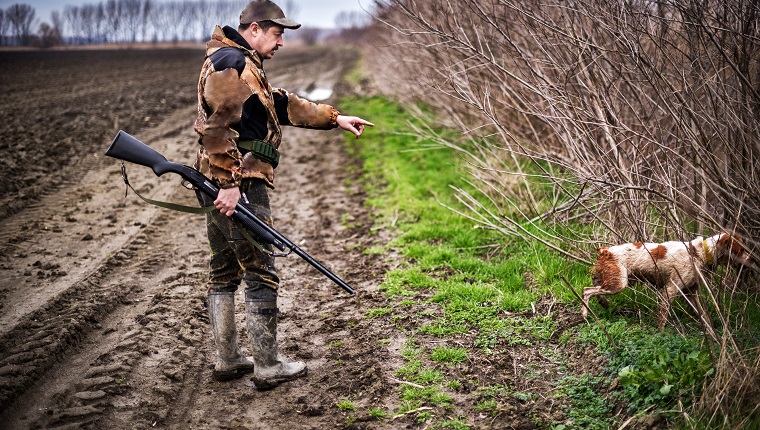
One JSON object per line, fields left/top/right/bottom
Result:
{"left": 121, "top": 170, "right": 215, "bottom": 215}
{"left": 119, "top": 162, "right": 273, "bottom": 255}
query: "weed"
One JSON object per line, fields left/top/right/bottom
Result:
{"left": 369, "top": 407, "right": 389, "bottom": 419}
{"left": 512, "top": 391, "right": 536, "bottom": 402}
{"left": 363, "top": 245, "right": 386, "bottom": 255}
{"left": 553, "top": 375, "right": 616, "bottom": 430}
{"left": 429, "top": 391, "right": 453, "bottom": 407}
{"left": 438, "top": 417, "right": 471, "bottom": 429}
{"left": 336, "top": 399, "right": 357, "bottom": 412}
{"left": 474, "top": 318, "right": 534, "bottom": 351}
{"left": 478, "top": 385, "right": 511, "bottom": 398}
{"left": 397, "top": 399, "right": 423, "bottom": 414}
{"left": 417, "top": 411, "right": 434, "bottom": 423}
{"left": 401, "top": 385, "right": 445, "bottom": 403}
{"left": 573, "top": 320, "right": 712, "bottom": 412}
{"left": 380, "top": 268, "right": 425, "bottom": 297}
{"left": 401, "top": 339, "right": 422, "bottom": 357}
{"left": 366, "top": 307, "right": 392, "bottom": 318}
{"left": 430, "top": 346, "right": 468, "bottom": 365}
{"left": 475, "top": 400, "right": 499, "bottom": 415}
{"left": 446, "top": 380, "right": 462, "bottom": 390}
{"left": 395, "top": 359, "right": 422, "bottom": 378}
{"left": 522, "top": 315, "right": 557, "bottom": 341}
{"left": 416, "top": 368, "right": 444, "bottom": 384}
{"left": 618, "top": 349, "right": 713, "bottom": 410}
{"left": 419, "top": 319, "right": 470, "bottom": 337}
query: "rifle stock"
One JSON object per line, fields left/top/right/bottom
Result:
{"left": 105, "top": 130, "right": 355, "bottom": 295}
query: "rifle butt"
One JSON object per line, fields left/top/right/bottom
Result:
{"left": 105, "top": 130, "right": 169, "bottom": 174}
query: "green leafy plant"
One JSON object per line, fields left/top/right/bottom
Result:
{"left": 553, "top": 375, "right": 616, "bottom": 430}
{"left": 618, "top": 349, "right": 714, "bottom": 409}
{"left": 475, "top": 400, "right": 499, "bottom": 415}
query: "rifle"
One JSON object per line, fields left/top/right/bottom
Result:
{"left": 105, "top": 130, "right": 355, "bottom": 295}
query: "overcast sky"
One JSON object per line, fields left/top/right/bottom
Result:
{"left": 0, "top": 0, "right": 374, "bottom": 28}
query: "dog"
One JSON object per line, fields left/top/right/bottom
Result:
{"left": 581, "top": 233, "right": 754, "bottom": 327}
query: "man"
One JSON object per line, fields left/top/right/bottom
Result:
{"left": 193, "top": 0, "right": 373, "bottom": 389}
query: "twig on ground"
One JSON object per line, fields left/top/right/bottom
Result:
{"left": 391, "top": 406, "right": 434, "bottom": 420}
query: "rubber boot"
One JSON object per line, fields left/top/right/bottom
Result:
{"left": 208, "top": 292, "right": 254, "bottom": 381}
{"left": 245, "top": 299, "right": 307, "bottom": 389}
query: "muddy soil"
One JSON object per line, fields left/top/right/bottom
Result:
{"left": 0, "top": 46, "right": 402, "bottom": 429}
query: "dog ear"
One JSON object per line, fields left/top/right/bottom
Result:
{"left": 728, "top": 234, "right": 746, "bottom": 257}
{"left": 714, "top": 233, "right": 731, "bottom": 259}
{"left": 721, "top": 233, "right": 757, "bottom": 268}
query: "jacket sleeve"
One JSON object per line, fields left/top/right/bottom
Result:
{"left": 198, "top": 67, "right": 250, "bottom": 188}
{"left": 272, "top": 88, "right": 340, "bottom": 130}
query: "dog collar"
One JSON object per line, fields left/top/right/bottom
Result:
{"left": 702, "top": 239, "right": 713, "bottom": 265}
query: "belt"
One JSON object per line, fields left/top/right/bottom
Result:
{"left": 238, "top": 139, "right": 280, "bottom": 168}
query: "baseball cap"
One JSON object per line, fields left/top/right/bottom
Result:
{"left": 240, "top": 0, "right": 301, "bottom": 29}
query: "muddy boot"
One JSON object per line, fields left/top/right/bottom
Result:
{"left": 245, "top": 299, "right": 307, "bottom": 389}
{"left": 208, "top": 292, "right": 254, "bottom": 381}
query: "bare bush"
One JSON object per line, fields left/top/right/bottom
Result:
{"left": 367, "top": 0, "right": 759, "bottom": 424}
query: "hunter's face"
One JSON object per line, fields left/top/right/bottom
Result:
{"left": 248, "top": 24, "right": 285, "bottom": 60}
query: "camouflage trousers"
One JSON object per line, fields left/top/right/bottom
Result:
{"left": 196, "top": 179, "right": 278, "bottom": 301}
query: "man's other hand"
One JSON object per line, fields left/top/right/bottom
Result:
{"left": 215, "top": 186, "right": 241, "bottom": 217}
{"left": 336, "top": 115, "right": 374, "bottom": 138}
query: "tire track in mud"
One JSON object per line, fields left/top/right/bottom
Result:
{"left": 24, "top": 272, "right": 211, "bottom": 430}
{"left": 0, "top": 246, "right": 134, "bottom": 411}
{"left": 1, "top": 231, "right": 204, "bottom": 429}
{"left": 0, "top": 106, "right": 199, "bottom": 332}
{"left": 0, "top": 108, "right": 208, "bottom": 427}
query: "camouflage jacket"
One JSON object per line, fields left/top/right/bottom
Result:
{"left": 194, "top": 25, "right": 340, "bottom": 189}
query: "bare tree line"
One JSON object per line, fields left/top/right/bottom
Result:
{"left": 367, "top": 0, "right": 759, "bottom": 425}
{"left": 0, "top": 0, "right": 307, "bottom": 46}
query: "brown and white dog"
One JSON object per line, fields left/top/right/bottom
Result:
{"left": 581, "top": 233, "right": 754, "bottom": 327}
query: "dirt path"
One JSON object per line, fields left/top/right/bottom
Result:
{"left": 0, "top": 47, "right": 398, "bottom": 429}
